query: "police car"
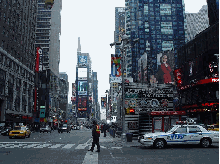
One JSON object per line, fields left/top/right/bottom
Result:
{"left": 138, "top": 119, "right": 219, "bottom": 149}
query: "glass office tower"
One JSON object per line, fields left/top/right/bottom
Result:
{"left": 125, "top": 0, "right": 186, "bottom": 82}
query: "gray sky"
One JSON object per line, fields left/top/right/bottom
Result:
{"left": 59, "top": 0, "right": 208, "bottom": 103}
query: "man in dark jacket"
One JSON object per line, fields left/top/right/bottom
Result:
{"left": 88, "top": 120, "right": 100, "bottom": 152}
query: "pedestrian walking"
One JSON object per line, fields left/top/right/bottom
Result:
{"left": 103, "top": 123, "right": 107, "bottom": 137}
{"left": 88, "top": 120, "right": 100, "bottom": 152}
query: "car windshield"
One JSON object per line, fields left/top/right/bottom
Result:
{"left": 14, "top": 127, "right": 25, "bottom": 130}
{"left": 63, "top": 124, "right": 67, "bottom": 127}
{"left": 166, "top": 126, "right": 177, "bottom": 133}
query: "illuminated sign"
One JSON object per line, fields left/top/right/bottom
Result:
{"left": 78, "top": 81, "right": 87, "bottom": 95}
{"left": 78, "top": 56, "right": 87, "bottom": 65}
{"left": 78, "top": 68, "right": 87, "bottom": 78}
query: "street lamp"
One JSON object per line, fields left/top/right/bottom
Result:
{"left": 110, "top": 34, "right": 139, "bottom": 142}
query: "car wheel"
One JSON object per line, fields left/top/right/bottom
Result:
{"left": 154, "top": 139, "right": 165, "bottom": 149}
{"left": 200, "top": 138, "right": 210, "bottom": 148}
{"left": 9, "top": 137, "right": 12, "bottom": 139}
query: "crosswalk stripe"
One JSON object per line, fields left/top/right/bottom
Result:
{"left": 23, "top": 144, "right": 40, "bottom": 148}
{"left": 82, "top": 151, "right": 98, "bottom": 164}
{"left": 75, "top": 144, "right": 88, "bottom": 150}
{"left": 34, "top": 144, "right": 52, "bottom": 148}
{"left": 62, "top": 144, "right": 75, "bottom": 149}
{"left": 48, "top": 144, "right": 64, "bottom": 148}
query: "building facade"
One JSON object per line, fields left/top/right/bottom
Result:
{"left": 175, "top": 21, "right": 219, "bottom": 125}
{"left": 125, "top": 0, "right": 186, "bottom": 82}
{"left": 34, "top": 0, "right": 62, "bottom": 126}
{"left": 0, "top": 0, "right": 37, "bottom": 125}
{"left": 76, "top": 37, "right": 93, "bottom": 120}
{"left": 185, "top": 5, "right": 209, "bottom": 42}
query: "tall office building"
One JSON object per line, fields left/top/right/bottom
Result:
{"left": 185, "top": 5, "right": 209, "bottom": 42}
{"left": 207, "top": 0, "right": 219, "bottom": 26}
{"left": 91, "top": 71, "right": 98, "bottom": 119}
{"left": 35, "top": 0, "right": 62, "bottom": 124}
{"left": 0, "top": 0, "right": 37, "bottom": 124}
{"left": 125, "top": 0, "right": 186, "bottom": 82}
{"left": 115, "top": 7, "right": 126, "bottom": 56}
{"left": 76, "top": 37, "right": 92, "bottom": 119}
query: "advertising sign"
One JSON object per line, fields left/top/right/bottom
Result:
{"left": 78, "top": 55, "right": 87, "bottom": 66}
{"left": 78, "top": 81, "right": 87, "bottom": 95}
{"left": 111, "top": 54, "right": 122, "bottom": 83}
{"left": 78, "top": 68, "right": 87, "bottom": 78}
{"left": 78, "top": 97, "right": 87, "bottom": 111}
{"left": 40, "top": 108, "right": 45, "bottom": 118}
{"left": 156, "top": 50, "right": 175, "bottom": 84}
{"left": 101, "top": 97, "right": 106, "bottom": 109}
{"left": 72, "top": 83, "right": 76, "bottom": 96}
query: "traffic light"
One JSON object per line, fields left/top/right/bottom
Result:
{"left": 126, "top": 108, "right": 130, "bottom": 115}
{"left": 130, "top": 108, "right": 135, "bottom": 115}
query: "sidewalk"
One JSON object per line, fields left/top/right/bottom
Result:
{"left": 99, "top": 131, "right": 140, "bottom": 147}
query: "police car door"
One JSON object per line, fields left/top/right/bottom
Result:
{"left": 171, "top": 126, "right": 187, "bottom": 144}
{"left": 187, "top": 126, "right": 202, "bottom": 144}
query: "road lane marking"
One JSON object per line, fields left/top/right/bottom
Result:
{"left": 85, "top": 138, "right": 92, "bottom": 144}
{"left": 34, "top": 144, "right": 52, "bottom": 148}
{"left": 82, "top": 151, "right": 98, "bottom": 164}
{"left": 75, "top": 144, "right": 88, "bottom": 150}
{"left": 23, "top": 144, "right": 40, "bottom": 148}
{"left": 62, "top": 144, "right": 75, "bottom": 149}
{"left": 48, "top": 144, "right": 64, "bottom": 148}
{"left": 0, "top": 142, "right": 46, "bottom": 144}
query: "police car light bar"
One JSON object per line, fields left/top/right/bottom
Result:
{"left": 176, "top": 119, "right": 196, "bottom": 125}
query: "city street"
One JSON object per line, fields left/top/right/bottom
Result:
{"left": 0, "top": 127, "right": 218, "bottom": 164}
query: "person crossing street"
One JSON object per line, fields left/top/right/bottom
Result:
{"left": 88, "top": 120, "right": 100, "bottom": 152}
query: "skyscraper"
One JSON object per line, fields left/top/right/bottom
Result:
{"left": 0, "top": 0, "right": 37, "bottom": 123}
{"left": 125, "top": 0, "right": 186, "bottom": 82}
{"left": 185, "top": 5, "right": 209, "bottom": 42}
{"left": 76, "top": 37, "right": 92, "bottom": 119}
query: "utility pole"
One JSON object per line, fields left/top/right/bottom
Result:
{"left": 110, "top": 34, "right": 139, "bottom": 142}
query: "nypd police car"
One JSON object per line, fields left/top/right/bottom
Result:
{"left": 138, "top": 121, "right": 219, "bottom": 149}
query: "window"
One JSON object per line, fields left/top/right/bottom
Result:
{"left": 175, "top": 127, "right": 187, "bottom": 133}
{"left": 189, "top": 126, "right": 201, "bottom": 133}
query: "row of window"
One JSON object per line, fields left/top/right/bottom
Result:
{"left": 0, "top": 53, "right": 34, "bottom": 81}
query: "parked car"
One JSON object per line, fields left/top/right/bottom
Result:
{"left": 9, "top": 126, "right": 31, "bottom": 139}
{"left": 58, "top": 124, "right": 70, "bottom": 133}
{"left": 1, "top": 126, "right": 13, "bottom": 136}
{"left": 138, "top": 123, "right": 219, "bottom": 149}
{"left": 40, "top": 125, "right": 52, "bottom": 133}
{"left": 73, "top": 124, "right": 80, "bottom": 130}
{"left": 207, "top": 124, "right": 219, "bottom": 131}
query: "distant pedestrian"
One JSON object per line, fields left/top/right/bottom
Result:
{"left": 88, "top": 120, "right": 100, "bottom": 152}
{"left": 103, "top": 123, "right": 107, "bottom": 137}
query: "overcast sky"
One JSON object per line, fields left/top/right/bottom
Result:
{"left": 59, "top": 0, "right": 208, "bottom": 104}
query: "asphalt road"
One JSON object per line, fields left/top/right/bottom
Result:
{"left": 0, "top": 127, "right": 218, "bottom": 164}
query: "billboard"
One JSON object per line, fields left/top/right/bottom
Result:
{"left": 78, "top": 81, "right": 87, "bottom": 95}
{"left": 78, "top": 55, "right": 87, "bottom": 66}
{"left": 101, "top": 97, "right": 106, "bottom": 109}
{"left": 111, "top": 54, "right": 122, "bottom": 83}
{"left": 155, "top": 50, "right": 175, "bottom": 84}
{"left": 78, "top": 97, "right": 87, "bottom": 111}
{"left": 72, "top": 83, "right": 76, "bottom": 96}
{"left": 78, "top": 68, "right": 87, "bottom": 80}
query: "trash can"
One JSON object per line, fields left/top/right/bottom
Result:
{"left": 126, "top": 133, "right": 133, "bottom": 142}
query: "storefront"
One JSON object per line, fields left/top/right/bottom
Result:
{"left": 150, "top": 111, "right": 186, "bottom": 133}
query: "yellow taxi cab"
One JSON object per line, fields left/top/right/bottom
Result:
{"left": 9, "top": 126, "right": 31, "bottom": 139}
{"left": 208, "top": 124, "right": 219, "bottom": 131}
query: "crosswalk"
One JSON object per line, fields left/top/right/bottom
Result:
{"left": 0, "top": 142, "right": 122, "bottom": 150}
